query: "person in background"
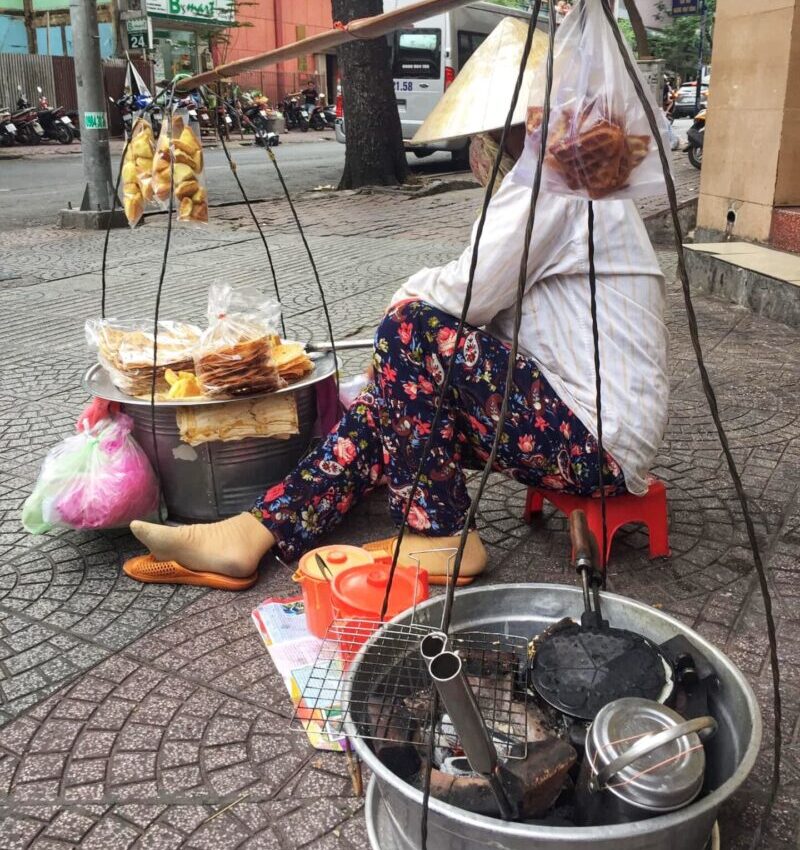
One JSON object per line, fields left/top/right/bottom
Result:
{"left": 124, "top": 20, "right": 668, "bottom": 592}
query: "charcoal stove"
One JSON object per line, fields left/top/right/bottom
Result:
{"left": 346, "top": 583, "right": 760, "bottom": 850}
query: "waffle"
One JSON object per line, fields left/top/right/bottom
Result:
{"left": 195, "top": 335, "right": 285, "bottom": 398}
{"left": 545, "top": 107, "right": 651, "bottom": 199}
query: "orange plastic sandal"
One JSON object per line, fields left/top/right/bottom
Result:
{"left": 123, "top": 555, "right": 258, "bottom": 591}
{"left": 362, "top": 538, "right": 479, "bottom": 586}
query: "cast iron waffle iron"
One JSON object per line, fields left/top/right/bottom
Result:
{"left": 531, "top": 511, "right": 674, "bottom": 721}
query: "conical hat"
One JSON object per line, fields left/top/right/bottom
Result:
{"left": 412, "top": 17, "right": 548, "bottom": 146}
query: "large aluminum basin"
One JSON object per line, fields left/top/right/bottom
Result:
{"left": 346, "top": 583, "right": 761, "bottom": 850}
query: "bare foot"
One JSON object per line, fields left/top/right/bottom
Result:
{"left": 130, "top": 513, "right": 274, "bottom": 578}
{"left": 395, "top": 529, "right": 487, "bottom": 578}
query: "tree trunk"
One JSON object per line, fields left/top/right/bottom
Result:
{"left": 621, "top": 0, "right": 652, "bottom": 58}
{"left": 332, "top": 0, "right": 408, "bottom": 189}
{"left": 23, "top": 0, "right": 37, "bottom": 54}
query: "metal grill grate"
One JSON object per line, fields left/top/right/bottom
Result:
{"left": 290, "top": 619, "right": 530, "bottom": 760}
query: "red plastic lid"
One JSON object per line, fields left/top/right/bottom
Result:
{"left": 331, "top": 564, "right": 428, "bottom": 620}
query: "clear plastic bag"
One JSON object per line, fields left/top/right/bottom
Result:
{"left": 122, "top": 116, "right": 156, "bottom": 226}
{"left": 531, "top": 0, "right": 670, "bottom": 200}
{"left": 194, "top": 283, "right": 285, "bottom": 398}
{"left": 85, "top": 318, "right": 202, "bottom": 398}
{"left": 151, "top": 109, "right": 208, "bottom": 223}
{"left": 22, "top": 413, "right": 159, "bottom": 534}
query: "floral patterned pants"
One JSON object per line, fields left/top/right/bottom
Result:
{"left": 253, "top": 300, "right": 625, "bottom": 561}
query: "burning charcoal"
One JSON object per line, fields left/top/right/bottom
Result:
{"left": 367, "top": 698, "right": 421, "bottom": 780}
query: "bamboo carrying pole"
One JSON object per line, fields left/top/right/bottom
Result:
{"left": 176, "top": 0, "right": 476, "bottom": 90}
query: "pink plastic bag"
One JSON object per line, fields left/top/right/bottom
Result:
{"left": 22, "top": 412, "right": 159, "bottom": 534}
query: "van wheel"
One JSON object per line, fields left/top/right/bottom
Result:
{"left": 451, "top": 145, "right": 470, "bottom": 171}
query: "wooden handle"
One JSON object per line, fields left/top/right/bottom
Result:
{"left": 569, "top": 510, "right": 594, "bottom": 567}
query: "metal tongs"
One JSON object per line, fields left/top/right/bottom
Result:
{"left": 570, "top": 509, "right": 607, "bottom": 630}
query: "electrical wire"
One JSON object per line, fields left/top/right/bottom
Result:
{"left": 264, "top": 144, "right": 340, "bottom": 398}
{"left": 586, "top": 201, "right": 608, "bottom": 580}
{"left": 595, "top": 2, "right": 782, "bottom": 844}
{"left": 213, "top": 83, "right": 287, "bottom": 338}
{"left": 379, "top": 0, "right": 545, "bottom": 624}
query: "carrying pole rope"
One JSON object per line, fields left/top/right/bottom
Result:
{"left": 100, "top": 132, "right": 130, "bottom": 319}
{"left": 587, "top": 201, "right": 608, "bottom": 581}
{"left": 597, "top": 4, "right": 782, "bottom": 843}
{"left": 213, "top": 84, "right": 287, "bottom": 338}
{"left": 263, "top": 144, "right": 340, "bottom": 399}
{"left": 379, "top": 1, "right": 545, "bottom": 623}
{"left": 420, "top": 3, "right": 556, "bottom": 844}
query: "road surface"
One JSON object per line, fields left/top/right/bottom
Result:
{"left": 0, "top": 137, "right": 454, "bottom": 231}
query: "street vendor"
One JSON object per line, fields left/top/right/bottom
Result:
{"left": 125, "top": 19, "right": 668, "bottom": 591}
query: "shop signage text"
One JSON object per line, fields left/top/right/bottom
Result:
{"left": 147, "top": 0, "right": 234, "bottom": 25}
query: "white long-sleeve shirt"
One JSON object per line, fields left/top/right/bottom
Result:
{"left": 390, "top": 152, "right": 668, "bottom": 496}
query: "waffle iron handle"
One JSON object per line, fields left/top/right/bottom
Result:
{"left": 569, "top": 510, "right": 606, "bottom": 629}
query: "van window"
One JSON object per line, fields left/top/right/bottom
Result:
{"left": 393, "top": 28, "right": 441, "bottom": 79}
{"left": 457, "top": 30, "right": 487, "bottom": 68}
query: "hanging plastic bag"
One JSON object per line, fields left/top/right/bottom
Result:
{"left": 194, "top": 283, "right": 285, "bottom": 398}
{"left": 22, "top": 412, "right": 159, "bottom": 534}
{"left": 531, "top": 0, "right": 670, "bottom": 200}
{"left": 152, "top": 115, "right": 174, "bottom": 206}
{"left": 151, "top": 109, "right": 208, "bottom": 223}
{"left": 121, "top": 116, "right": 155, "bottom": 226}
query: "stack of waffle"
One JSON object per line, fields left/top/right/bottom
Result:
{"left": 542, "top": 108, "right": 651, "bottom": 199}
{"left": 272, "top": 342, "right": 314, "bottom": 383}
{"left": 195, "top": 335, "right": 286, "bottom": 398}
{"left": 88, "top": 321, "right": 201, "bottom": 398}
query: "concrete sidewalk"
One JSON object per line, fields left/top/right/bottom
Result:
{"left": 0, "top": 170, "right": 797, "bottom": 850}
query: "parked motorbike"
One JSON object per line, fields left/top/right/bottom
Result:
{"left": 11, "top": 88, "right": 45, "bottom": 145}
{"left": 0, "top": 107, "right": 18, "bottom": 146}
{"left": 32, "top": 86, "right": 74, "bottom": 144}
{"left": 242, "top": 102, "right": 280, "bottom": 147}
{"left": 687, "top": 109, "right": 705, "bottom": 170}
{"left": 110, "top": 92, "right": 162, "bottom": 137}
{"left": 309, "top": 99, "right": 336, "bottom": 130}
{"left": 281, "top": 95, "right": 309, "bottom": 132}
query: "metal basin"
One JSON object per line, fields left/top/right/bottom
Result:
{"left": 347, "top": 583, "right": 761, "bottom": 850}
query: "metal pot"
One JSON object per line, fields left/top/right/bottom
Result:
{"left": 576, "top": 698, "right": 717, "bottom": 826}
{"left": 347, "top": 583, "right": 761, "bottom": 850}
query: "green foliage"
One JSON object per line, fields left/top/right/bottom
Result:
{"left": 616, "top": 17, "right": 638, "bottom": 52}
{"left": 651, "top": 0, "right": 714, "bottom": 78}
{"left": 488, "top": 0, "right": 530, "bottom": 8}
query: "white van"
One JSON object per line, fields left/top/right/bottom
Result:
{"left": 335, "top": 1, "right": 533, "bottom": 166}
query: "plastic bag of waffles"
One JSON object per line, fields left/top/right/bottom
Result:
{"left": 121, "top": 116, "right": 156, "bottom": 227}
{"left": 152, "top": 108, "right": 209, "bottom": 223}
{"left": 527, "top": 0, "right": 670, "bottom": 201}
{"left": 194, "top": 283, "right": 286, "bottom": 398}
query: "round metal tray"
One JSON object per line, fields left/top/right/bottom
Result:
{"left": 82, "top": 350, "right": 337, "bottom": 407}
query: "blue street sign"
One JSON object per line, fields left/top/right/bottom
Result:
{"left": 672, "top": 0, "right": 699, "bottom": 14}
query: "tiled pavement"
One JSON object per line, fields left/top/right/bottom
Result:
{"left": 1, "top": 151, "right": 798, "bottom": 849}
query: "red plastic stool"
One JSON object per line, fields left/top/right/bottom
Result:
{"left": 523, "top": 475, "right": 670, "bottom": 567}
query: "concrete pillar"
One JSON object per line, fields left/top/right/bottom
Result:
{"left": 696, "top": 0, "right": 800, "bottom": 247}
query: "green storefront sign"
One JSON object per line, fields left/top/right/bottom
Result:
{"left": 146, "top": 0, "right": 234, "bottom": 26}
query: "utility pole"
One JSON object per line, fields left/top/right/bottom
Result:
{"left": 61, "top": 0, "right": 124, "bottom": 229}
{"left": 23, "top": 0, "right": 38, "bottom": 54}
{"left": 694, "top": 0, "right": 706, "bottom": 114}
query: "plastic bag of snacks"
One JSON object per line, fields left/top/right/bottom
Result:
{"left": 194, "top": 283, "right": 285, "bottom": 398}
{"left": 85, "top": 318, "right": 202, "bottom": 398}
{"left": 121, "top": 116, "right": 155, "bottom": 226}
{"left": 151, "top": 109, "right": 208, "bottom": 223}
{"left": 22, "top": 412, "right": 159, "bottom": 534}
{"left": 529, "top": 0, "right": 669, "bottom": 200}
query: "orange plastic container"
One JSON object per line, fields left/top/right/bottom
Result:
{"left": 293, "top": 545, "right": 374, "bottom": 638}
{"left": 330, "top": 560, "right": 429, "bottom": 658}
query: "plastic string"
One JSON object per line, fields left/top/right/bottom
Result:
{"left": 378, "top": 0, "right": 544, "bottom": 624}
{"left": 596, "top": 3, "right": 782, "bottom": 844}
{"left": 213, "top": 83, "right": 287, "bottom": 338}
{"left": 100, "top": 131, "right": 131, "bottom": 319}
{"left": 264, "top": 145, "right": 339, "bottom": 399}
{"left": 587, "top": 201, "right": 608, "bottom": 579}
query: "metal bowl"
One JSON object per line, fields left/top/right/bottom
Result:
{"left": 348, "top": 583, "right": 761, "bottom": 850}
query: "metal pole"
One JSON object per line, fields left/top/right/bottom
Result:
{"left": 70, "top": 0, "right": 113, "bottom": 212}
{"left": 694, "top": 0, "right": 706, "bottom": 115}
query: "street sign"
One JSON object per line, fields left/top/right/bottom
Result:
{"left": 672, "top": 0, "right": 699, "bottom": 15}
{"left": 126, "top": 17, "right": 153, "bottom": 50}
{"left": 83, "top": 111, "right": 108, "bottom": 131}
